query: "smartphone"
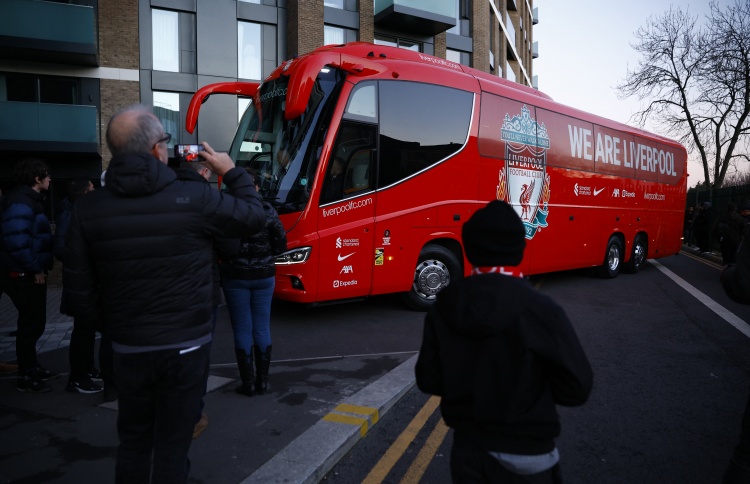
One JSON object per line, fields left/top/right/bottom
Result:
{"left": 175, "top": 144, "right": 205, "bottom": 163}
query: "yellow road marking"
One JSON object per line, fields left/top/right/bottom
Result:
{"left": 322, "top": 413, "right": 369, "bottom": 437}
{"left": 679, "top": 250, "right": 723, "bottom": 269}
{"left": 362, "top": 395, "right": 441, "bottom": 484}
{"left": 400, "top": 417, "right": 450, "bottom": 484}
{"left": 335, "top": 403, "right": 380, "bottom": 425}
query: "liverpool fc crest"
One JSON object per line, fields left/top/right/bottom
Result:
{"left": 496, "top": 105, "right": 550, "bottom": 239}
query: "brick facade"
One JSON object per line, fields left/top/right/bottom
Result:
{"left": 287, "top": 0, "right": 325, "bottom": 58}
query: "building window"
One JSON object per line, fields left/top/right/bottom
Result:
{"left": 152, "top": 9, "right": 179, "bottom": 72}
{"left": 238, "top": 22, "right": 262, "bottom": 80}
{"left": 238, "top": 98, "right": 251, "bottom": 123}
{"left": 325, "top": 25, "right": 345, "bottom": 45}
{"left": 238, "top": 0, "right": 261, "bottom": 3}
{"left": 0, "top": 73, "right": 79, "bottom": 104}
{"left": 374, "top": 35, "right": 420, "bottom": 52}
{"left": 153, "top": 91, "right": 179, "bottom": 148}
{"left": 324, "top": 0, "right": 344, "bottom": 8}
{"left": 505, "top": 61, "right": 517, "bottom": 83}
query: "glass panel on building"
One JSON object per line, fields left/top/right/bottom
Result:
{"left": 153, "top": 91, "right": 179, "bottom": 149}
{"left": 238, "top": 22, "right": 262, "bottom": 80}
{"left": 446, "top": 49, "right": 461, "bottom": 64}
{"left": 152, "top": 9, "right": 179, "bottom": 72}
{"left": 324, "top": 25, "right": 345, "bottom": 45}
{"left": 238, "top": 98, "right": 251, "bottom": 123}
{"left": 40, "top": 78, "right": 78, "bottom": 105}
{"left": 324, "top": 0, "right": 344, "bottom": 8}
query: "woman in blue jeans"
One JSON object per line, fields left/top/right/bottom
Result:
{"left": 219, "top": 171, "right": 287, "bottom": 396}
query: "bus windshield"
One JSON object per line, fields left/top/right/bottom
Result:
{"left": 229, "top": 67, "right": 344, "bottom": 214}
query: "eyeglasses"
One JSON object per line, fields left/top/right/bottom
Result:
{"left": 156, "top": 133, "right": 172, "bottom": 145}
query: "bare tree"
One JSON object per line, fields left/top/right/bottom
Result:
{"left": 618, "top": 0, "right": 750, "bottom": 189}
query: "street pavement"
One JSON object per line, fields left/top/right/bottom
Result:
{"left": 0, "top": 244, "right": 723, "bottom": 483}
{"left": 0, "top": 285, "right": 416, "bottom": 483}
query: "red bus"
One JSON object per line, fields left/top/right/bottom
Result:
{"left": 186, "top": 42, "right": 687, "bottom": 310}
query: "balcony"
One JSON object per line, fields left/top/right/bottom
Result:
{"left": 0, "top": 0, "right": 98, "bottom": 66}
{"left": 0, "top": 101, "right": 99, "bottom": 154}
{"left": 374, "top": 0, "right": 456, "bottom": 36}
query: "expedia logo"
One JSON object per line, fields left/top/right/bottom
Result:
{"left": 333, "top": 279, "right": 357, "bottom": 288}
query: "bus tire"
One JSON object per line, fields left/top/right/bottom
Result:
{"left": 402, "top": 245, "right": 461, "bottom": 311}
{"left": 624, "top": 234, "right": 647, "bottom": 274}
{"left": 598, "top": 235, "right": 623, "bottom": 279}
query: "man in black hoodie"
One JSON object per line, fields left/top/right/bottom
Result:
{"left": 63, "top": 104, "right": 265, "bottom": 483}
{"left": 415, "top": 200, "right": 593, "bottom": 483}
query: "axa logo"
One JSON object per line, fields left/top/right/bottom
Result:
{"left": 612, "top": 189, "right": 620, "bottom": 197}
{"left": 340, "top": 265, "right": 353, "bottom": 274}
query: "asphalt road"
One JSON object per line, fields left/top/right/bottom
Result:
{"left": 324, "top": 252, "right": 750, "bottom": 483}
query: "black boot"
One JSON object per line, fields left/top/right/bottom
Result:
{"left": 234, "top": 348, "right": 255, "bottom": 397}
{"left": 254, "top": 345, "right": 272, "bottom": 395}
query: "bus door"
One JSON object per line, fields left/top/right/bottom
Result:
{"left": 315, "top": 118, "right": 378, "bottom": 302}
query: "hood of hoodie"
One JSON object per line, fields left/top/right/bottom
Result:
{"left": 435, "top": 274, "right": 537, "bottom": 338}
{"left": 106, "top": 153, "right": 176, "bottom": 198}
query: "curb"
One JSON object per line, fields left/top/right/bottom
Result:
{"left": 242, "top": 353, "right": 418, "bottom": 484}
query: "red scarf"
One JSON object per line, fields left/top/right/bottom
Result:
{"left": 471, "top": 266, "right": 524, "bottom": 278}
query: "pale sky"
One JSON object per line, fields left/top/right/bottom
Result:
{"left": 533, "top": 0, "right": 719, "bottom": 185}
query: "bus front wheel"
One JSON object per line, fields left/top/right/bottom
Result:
{"left": 402, "top": 245, "right": 461, "bottom": 311}
{"left": 598, "top": 235, "right": 623, "bottom": 279}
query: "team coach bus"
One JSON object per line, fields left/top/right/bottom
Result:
{"left": 186, "top": 42, "right": 688, "bottom": 310}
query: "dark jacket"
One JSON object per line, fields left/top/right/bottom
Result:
{"left": 54, "top": 196, "right": 74, "bottom": 262}
{"left": 714, "top": 210, "right": 745, "bottom": 247}
{"left": 218, "top": 200, "right": 287, "bottom": 280}
{"left": 173, "top": 168, "right": 223, "bottom": 307}
{"left": 415, "top": 273, "right": 593, "bottom": 455}
{"left": 63, "top": 153, "right": 265, "bottom": 346}
{"left": 0, "top": 186, "right": 53, "bottom": 274}
{"left": 721, "top": 225, "right": 750, "bottom": 305}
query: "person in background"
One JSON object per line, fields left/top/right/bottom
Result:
{"left": 0, "top": 187, "right": 20, "bottom": 376}
{"left": 415, "top": 200, "right": 593, "bottom": 483}
{"left": 172, "top": 157, "right": 217, "bottom": 438}
{"left": 0, "top": 159, "right": 55, "bottom": 393}
{"left": 720, "top": 223, "right": 750, "bottom": 483}
{"left": 218, "top": 168, "right": 287, "bottom": 396}
{"left": 684, "top": 205, "right": 695, "bottom": 246}
{"left": 714, "top": 202, "right": 745, "bottom": 266}
{"left": 693, "top": 201, "right": 714, "bottom": 253}
{"left": 321, "top": 156, "right": 345, "bottom": 204}
{"left": 63, "top": 104, "right": 265, "bottom": 482}
{"left": 55, "top": 177, "right": 106, "bottom": 394}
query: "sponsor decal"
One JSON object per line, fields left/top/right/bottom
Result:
{"left": 336, "top": 237, "right": 360, "bottom": 248}
{"left": 337, "top": 252, "right": 355, "bottom": 261}
{"left": 594, "top": 187, "right": 606, "bottom": 196}
{"left": 644, "top": 192, "right": 665, "bottom": 201}
{"left": 333, "top": 279, "right": 358, "bottom": 288}
{"left": 259, "top": 86, "right": 288, "bottom": 102}
{"left": 622, "top": 190, "right": 636, "bottom": 198}
{"left": 323, "top": 198, "right": 373, "bottom": 218}
{"left": 375, "top": 248, "right": 384, "bottom": 266}
{"left": 612, "top": 189, "right": 620, "bottom": 197}
{"left": 497, "top": 105, "right": 550, "bottom": 239}
{"left": 340, "top": 265, "right": 354, "bottom": 274}
{"left": 382, "top": 231, "right": 391, "bottom": 246}
{"left": 574, "top": 184, "right": 592, "bottom": 196}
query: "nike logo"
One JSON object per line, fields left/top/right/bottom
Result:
{"left": 594, "top": 187, "right": 606, "bottom": 196}
{"left": 337, "top": 252, "right": 355, "bottom": 261}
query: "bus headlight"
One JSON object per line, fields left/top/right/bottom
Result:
{"left": 275, "top": 247, "right": 312, "bottom": 265}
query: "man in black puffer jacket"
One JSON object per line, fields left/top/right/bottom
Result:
{"left": 63, "top": 104, "right": 265, "bottom": 483}
{"left": 416, "top": 200, "right": 593, "bottom": 483}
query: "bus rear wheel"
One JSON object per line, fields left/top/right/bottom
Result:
{"left": 402, "top": 245, "right": 461, "bottom": 311}
{"left": 624, "top": 234, "right": 647, "bottom": 274}
{"left": 598, "top": 235, "right": 623, "bottom": 279}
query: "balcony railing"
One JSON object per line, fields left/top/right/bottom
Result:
{"left": 0, "top": 101, "right": 98, "bottom": 152}
{"left": 374, "top": 0, "right": 456, "bottom": 36}
{"left": 0, "top": 0, "right": 98, "bottom": 66}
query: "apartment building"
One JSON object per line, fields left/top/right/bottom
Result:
{"left": 0, "top": 0, "right": 537, "bottom": 204}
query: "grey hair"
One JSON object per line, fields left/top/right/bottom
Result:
{"left": 106, "top": 104, "right": 164, "bottom": 157}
